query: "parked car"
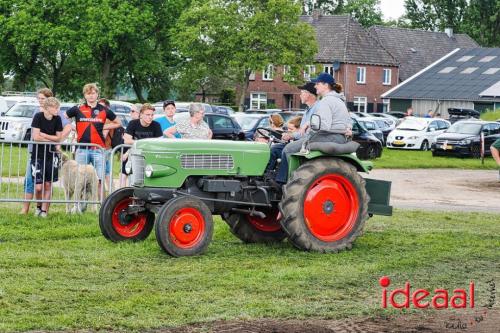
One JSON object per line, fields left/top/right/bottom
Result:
{"left": 447, "top": 108, "right": 480, "bottom": 124}
{"left": 173, "top": 112, "right": 245, "bottom": 140}
{"left": 357, "top": 118, "right": 385, "bottom": 144}
{"left": 431, "top": 120, "right": 500, "bottom": 158}
{"left": 369, "top": 112, "right": 400, "bottom": 126}
{"left": 232, "top": 113, "right": 269, "bottom": 140}
{"left": 1, "top": 95, "right": 38, "bottom": 111}
{"left": 109, "top": 100, "right": 134, "bottom": 114}
{"left": 387, "top": 111, "right": 407, "bottom": 119}
{"left": 386, "top": 117, "right": 451, "bottom": 150}
{"left": 0, "top": 102, "right": 39, "bottom": 141}
{"left": 211, "top": 105, "right": 235, "bottom": 115}
{"left": 0, "top": 97, "right": 8, "bottom": 115}
{"left": 351, "top": 117, "right": 383, "bottom": 160}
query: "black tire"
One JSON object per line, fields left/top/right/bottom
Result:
{"left": 357, "top": 144, "right": 378, "bottom": 160}
{"left": 279, "top": 158, "right": 369, "bottom": 253}
{"left": 420, "top": 140, "right": 430, "bottom": 151}
{"left": 155, "top": 196, "right": 213, "bottom": 257}
{"left": 223, "top": 208, "right": 287, "bottom": 243}
{"left": 99, "top": 187, "right": 155, "bottom": 242}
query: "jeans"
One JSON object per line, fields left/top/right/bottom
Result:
{"left": 24, "top": 160, "right": 34, "bottom": 194}
{"left": 75, "top": 148, "right": 105, "bottom": 180}
{"left": 265, "top": 143, "right": 286, "bottom": 173}
{"left": 275, "top": 133, "right": 348, "bottom": 183}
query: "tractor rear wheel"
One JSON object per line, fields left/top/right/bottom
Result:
{"left": 279, "top": 158, "right": 369, "bottom": 253}
{"left": 223, "top": 208, "right": 286, "bottom": 243}
{"left": 99, "top": 187, "right": 155, "bottom": 242}
{"left": 155, "top": 196, "right": 213, "bottom": 257}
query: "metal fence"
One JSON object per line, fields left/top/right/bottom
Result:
{"left": 0, "top": 140, "right": 121, "bottom": 213}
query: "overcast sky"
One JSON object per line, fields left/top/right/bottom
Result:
{"left": 380, "top": 0, "right": 406, "bottom": 20}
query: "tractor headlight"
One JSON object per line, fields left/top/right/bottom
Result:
{"left": 145, "top": 164, "right": 153, "bottom": 178}
{"left": 125, "top": 160, "right": 132, "bottom": 175}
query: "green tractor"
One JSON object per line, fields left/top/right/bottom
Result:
{"left": 99, "top": 126, "right": 392, "bottom": 257}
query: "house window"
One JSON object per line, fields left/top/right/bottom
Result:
{"left": 457, "top": 55, "right": 474, "bottom": 62}
{"left": 461, "top": 67, "right": 478, "bottom": 74}
{"left": 382, "top": 69, "right": 391, "bottom": 85}
{"left": 353, "top": 96, "right": 367, "bottom": 112}
{"left": 483, "top": 68, "right": 500, "bottom": 75}
{"left": 323, "top": 65, "right": 334, "bottom": 77}
{"left": 439, "top": 67, "right": 456, "bottom": 74}
{"left": 479, "top": 56, "right": 497, "bottom": 62}
{"left": 304, "top": 65, "right": 316, "bottom": 80}
{"left": 262, "top": 65, "right": 274, "bottom": 81}
{"left": 282, "top": 65, "right": 290, "bottom": 81}
{"left": 382, "top": 98, "right": 390, "bottom": 112}
{"left": 356, "top": 67, "right": 366, "bottom": 84}
{"left": 249, "top": 70, "right": 255, "bottom": 81}
{"left": 250, "top": 92, "right": 267, "bottom": 109}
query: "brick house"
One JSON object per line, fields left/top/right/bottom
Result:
{"left": 245, "top": 14, "right": 399, "bottom": 113}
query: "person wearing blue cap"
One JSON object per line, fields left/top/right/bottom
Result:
{"left": 273, "top": 72, "right": 352, "bottom": 186}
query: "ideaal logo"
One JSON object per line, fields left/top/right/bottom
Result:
{"left": 379, "top": 276, "right": 475, "bottom": 309}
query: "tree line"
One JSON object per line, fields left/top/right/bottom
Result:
{"left": 0, "top": 0, "right": 497, "bottom": 105}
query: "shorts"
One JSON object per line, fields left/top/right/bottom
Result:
{"left": 75, "top": 148, "right": 105, "bottom": 180}
{"left": 492, "top": 138, "right": 500, "bottom": 150}
{"left": 24, "top": 160, "right": 34, "bottom": 194}
{"left": 31, "top": 157, "right": 59, "bottom": 184}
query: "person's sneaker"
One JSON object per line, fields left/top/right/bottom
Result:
{"left": 34, "top": 207, "right": 42, "bottom": 216}
{"left": 39, "top": 211, "right": 48, "bottom": 218}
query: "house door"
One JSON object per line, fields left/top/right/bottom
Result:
{"left": 284, "top": 94, "right": 293, "bottom": 111}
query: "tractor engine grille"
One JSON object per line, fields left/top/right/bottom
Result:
{"left": 180, "top": 154, "right": 234, "bottom": 170}
{"left": 130, "top": 153, "right": 145, "bottom": 186}
{"left": 0, "top": 121, "right": 9, "bottom": 131}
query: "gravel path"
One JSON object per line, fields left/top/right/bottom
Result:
{"left": 365, "top": 168, "right": 500, "bottom": 213}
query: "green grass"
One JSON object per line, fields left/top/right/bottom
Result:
{"left": 0, "top": 206, "right": 498, "bottom": 331}
{"left": 480, "top": 110, "right": 500, "bottom": 121}
{"left": 373, "top": 148, "right": 498, "bottom": 169}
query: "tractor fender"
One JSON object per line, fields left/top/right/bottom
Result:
{"left": 289, "top": 150, "right": 373, "bottom": 174}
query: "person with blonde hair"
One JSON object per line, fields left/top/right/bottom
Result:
{"left": 65, "top": 83, "right": 121, "bottom": 198}
{"left": 21, "top": 88, "right": 54, "bottom": 215}
{"left": 30, "top": 97, "right": 63, "bottom": 217}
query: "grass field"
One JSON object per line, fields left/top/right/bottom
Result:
{"left": 0, "top": 205, "right": 498, "bottom": 332}
{"left": 373, "top": 148, "right": 498, "bottom": 169}
{"left": 480, "top": 110, "right": 500, "bottom": 121}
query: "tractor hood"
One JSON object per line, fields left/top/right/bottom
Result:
{"left": 132, "top": 139, "right": 271, "bottom": 188}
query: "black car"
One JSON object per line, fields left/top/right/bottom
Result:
{"left": 173, "top": 112, "right": 245, "bottom": 140}
{"left": 351, "top": 118, "right": 383, "bottom": 160}
{"left": 432, "top": 120, "right": 500, "bottom": 157}
{"left": 447, "top": 108, "right": 480, "bottom": 124}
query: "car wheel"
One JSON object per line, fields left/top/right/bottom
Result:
{"left": 420, "top": 140, "right": 430, "bottom": 151}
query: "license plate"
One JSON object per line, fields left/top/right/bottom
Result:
{"left": 393, "top": 140, "right": 404, "bottom": 145}
{"left": 442, "top": 141, "right": 453, "bottom": 150}
{"left": 445, "top": 145, "right": 453, "bottom": 150}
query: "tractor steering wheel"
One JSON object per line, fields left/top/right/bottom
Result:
{"left": 255, "top": 127, "right": 283, "bottom": 141}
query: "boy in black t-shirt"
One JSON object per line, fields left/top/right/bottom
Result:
{"left": 123, "top": 103, "right": 163, "bottom": 144}
{"left": 31, "top": 97, "right": 63, "bottom": 217}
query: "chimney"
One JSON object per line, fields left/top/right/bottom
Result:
{"left": 445, "top": 27, "right": 454, "bottom": 38}
{"left": 312, "top": 9, "right": 322, "bottom": 21}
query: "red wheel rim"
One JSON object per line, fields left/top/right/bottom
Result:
{"left": 111, "top": 198, "right": 147, "bottom": 238}
{"left": 247, "top": 208, "right": 281, "bottom": 232}
{"left": 169, "top": 208, "right": 206, "bottom": 249}
{"left": 303, "top": 174, "right": 359, "bottom": 242}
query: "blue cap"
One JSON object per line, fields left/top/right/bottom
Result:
{"left": 311, "top": 72, "right": 335, "bottom": 85}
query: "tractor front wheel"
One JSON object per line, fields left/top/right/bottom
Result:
{"left": 224, "top": 208, "right": 286, "bottom": 243}
{"left": 155, "top": 196, "right": 213, "bottom": 257}
{"left": 279, "top": 158, "right": 369, "bottom": 252}
{"left": 99, "top": 187, "right": 155, "bottom": 242}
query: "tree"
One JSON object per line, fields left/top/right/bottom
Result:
{"left": 302, "top": 0, "right": 382, "bottom": 27}
{"left": 173, "top": 0, "right": 318, "bottom": 111}
{"left": 463, "top": 0, "right": 500, "bottom": 47}
{"left": 403, "top": 0, "right": 467, "bottom": 31}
